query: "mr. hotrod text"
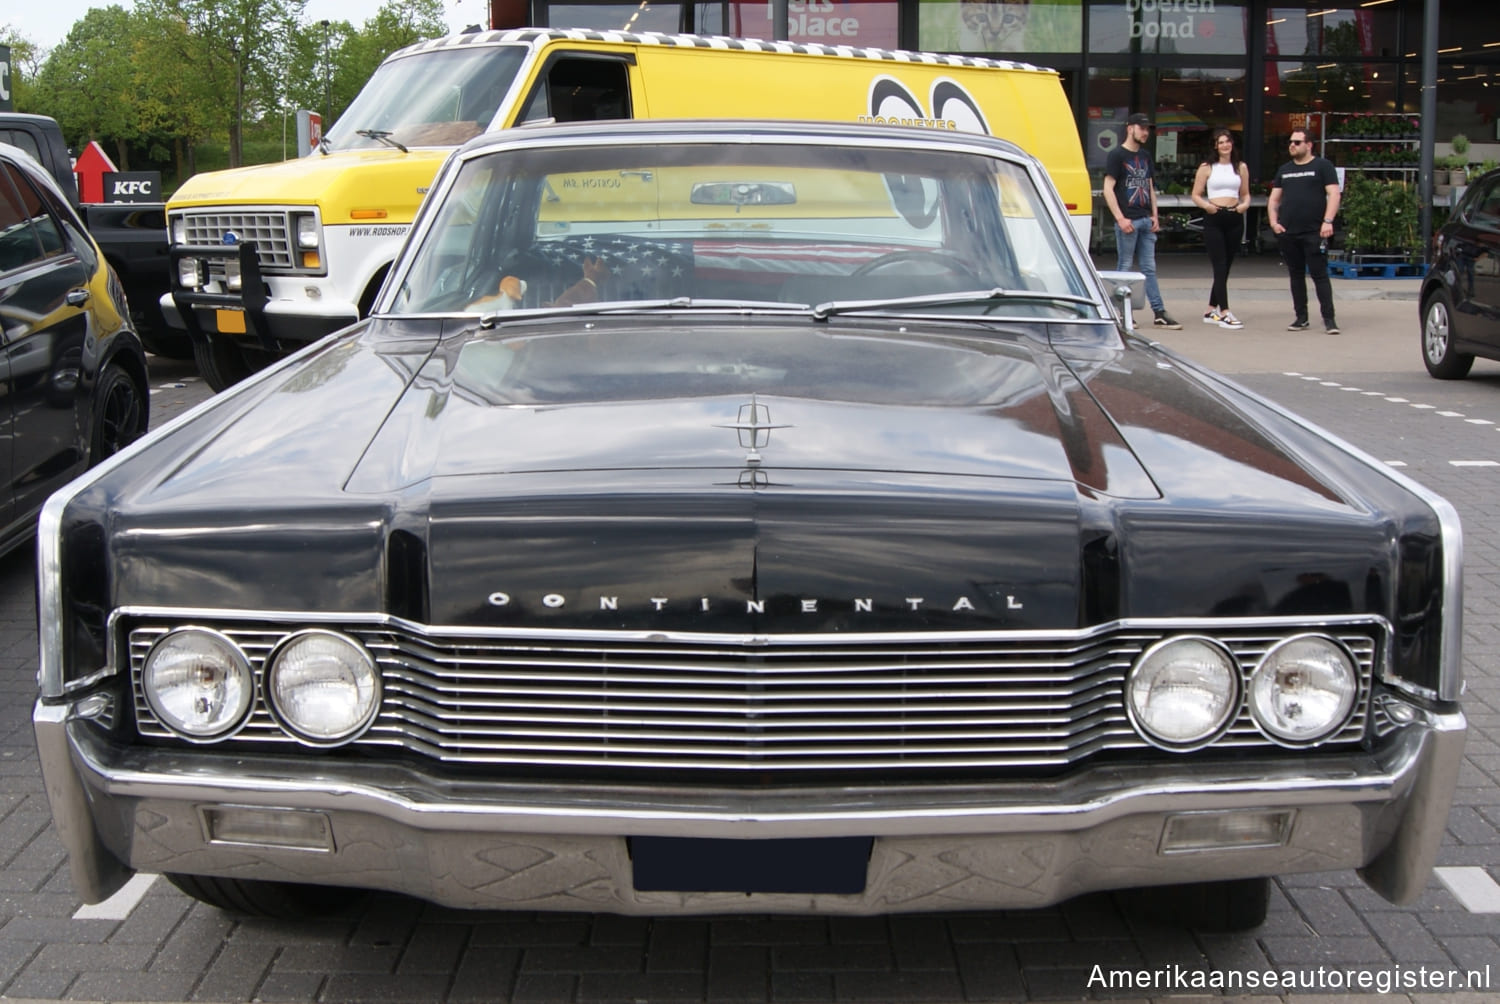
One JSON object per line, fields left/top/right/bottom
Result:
{"left": 486, "top": 592, "right": 1026, "bottom": 612}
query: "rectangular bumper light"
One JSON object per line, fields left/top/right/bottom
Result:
{"left": 1161, "top": 810, "right": 1294, "bottom": 853}
{"left": 200, "top": 806, "right": 333, "bottom": 852}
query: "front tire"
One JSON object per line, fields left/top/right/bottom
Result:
{"left": 192, "top": 334, "right": 256, "bottom": 392}
{"left": 165, "top": 873, "right": 364, "bottom": 918}
{"left": 1120, "top": 877, "right": 1270, "bottom": 933}
{"left": 1423, "top": 289, "right": 1474, "bottom": 379}
{"left": 89, "top": 364, "right": 147, "bottom": 463}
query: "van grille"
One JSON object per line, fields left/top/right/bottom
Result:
{"left": 128, "top": 623, "right": 1377, "bottom": 773}
{"left": 180, "top": 212, "right": 294, "bottom": 270}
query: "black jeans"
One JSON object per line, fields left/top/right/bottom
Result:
{"left": 1203, "top": 209, "right": 1243, "bottom": 310}
{"left": 1278, "top": 230, "right": 1336, "bottom": 324}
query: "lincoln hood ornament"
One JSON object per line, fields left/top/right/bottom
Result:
{"left": 715, "top": 394, "right": 792, "bottom": 465}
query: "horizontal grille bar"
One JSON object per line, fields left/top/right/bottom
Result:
{"left": 129, "top": 623, "right": 1377, "bottom": 772}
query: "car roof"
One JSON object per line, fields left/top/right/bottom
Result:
{"left": 390, "top": 27, "right": 1054, "bottom": 76}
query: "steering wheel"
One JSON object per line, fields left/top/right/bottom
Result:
{"left": 851, "top": 248, "right": 986, "bottom": 286}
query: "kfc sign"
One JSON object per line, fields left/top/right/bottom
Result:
{"left": 103, "top": 172, "right": 162, "bottom": 204}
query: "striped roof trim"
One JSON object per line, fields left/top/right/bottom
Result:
{"left": 390, "top": 28, "right": 1051, "bottom": 73}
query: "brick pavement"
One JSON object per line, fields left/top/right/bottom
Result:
{"left": 0, "top": 268, "right": 1497, "bottom": 1002}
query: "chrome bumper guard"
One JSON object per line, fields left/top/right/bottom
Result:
{"left": 35, "top": 701, "right": 1465, "bottom": 914}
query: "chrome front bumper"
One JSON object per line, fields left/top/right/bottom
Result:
{"left": 35, "top": 701, "right": 1465, "bottom": 914}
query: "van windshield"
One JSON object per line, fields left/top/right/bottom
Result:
{"left": 323, "top": 45, "right": 527, "bottom": 152}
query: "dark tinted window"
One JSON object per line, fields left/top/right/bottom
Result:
{"left": 1470, "top": 180, "right": 1500, "bottom": 230}
{"left": 0, "top": 128, "right": 44, "bottom": 161}
{"left": 0, "top": 164, "right": 47, "bottom": 272}
{"left": 5, "top": 164, "right": 67, "bottom": 259}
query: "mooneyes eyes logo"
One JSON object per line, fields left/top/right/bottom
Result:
{"left": 859, "top": 77, "right": 990, "bottom": 135}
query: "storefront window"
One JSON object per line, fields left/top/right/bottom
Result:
{"left": 1401, "top": 3, "right": 1500, "bottom": 58}
{"left": 919, "top": 0, "right": 1082, "bottom": 53}
{"left": 728, "top": 0, "right": 900, "bottom": 45}
{"left": 1089, "top": 0, "right": 1247, "bottom": 57}
{"left": 1401, "top": 64, "right": 1500, "bottom": 144}
{"left": 548, "top": 3, "right": 686, "bottom": 31}
{"left": 1266, "top": 3, "right": 1399, "bottom": 60}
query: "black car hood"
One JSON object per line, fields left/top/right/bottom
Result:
{"left": 101, "top": 317, "right": 1382, "bottom": 633}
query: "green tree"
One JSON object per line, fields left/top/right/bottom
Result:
{"left": 31, "top": 8, "right": 145, "bottom": 167}
{"left": 137, "top": 0, "right": 306, "bottom": 167}
{"left": 0, "top": 29, "right": 44, "bottom": 110}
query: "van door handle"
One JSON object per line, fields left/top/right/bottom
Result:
{"left": 66, "top": 288, "right": 90, "bottom": 307}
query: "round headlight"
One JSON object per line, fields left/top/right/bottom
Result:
{"left": 1249, "top": 635, "right": 1358, "bottom": 745}
{"left": 142, "top": 628, "right": 254, "bottom": 740}
{"left": 1126, "top": 636, "right": 1241, "bottom": 750}
{"left": 266, "top": 630, "right": 380, "bottom": 745}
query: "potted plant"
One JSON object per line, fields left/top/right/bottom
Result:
{"left": 1450, "top": 134, "right": 1470, "bottom": 186}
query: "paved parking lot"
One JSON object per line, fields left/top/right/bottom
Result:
{"left": 0, "top": 260, "right": 1496, "bottom": 1002}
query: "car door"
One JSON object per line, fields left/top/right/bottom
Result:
{"left": 1459, "top": 178, "right": 1500, "bottom": 349}
{"left": 0, "top": 159, "right": 93, "bottom": 526}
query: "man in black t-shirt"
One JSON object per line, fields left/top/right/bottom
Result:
{"left": 1102, "top": 112, "right": 1181, "bottom": 329}
{"left": 1268, "top": 129, "right": 1342, "bottom": 333}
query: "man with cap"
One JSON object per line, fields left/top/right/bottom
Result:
{"left": 1103, "top": 112, "right": 1181, "bottom": 329}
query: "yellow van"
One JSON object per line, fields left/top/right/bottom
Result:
{"left": 163, "top": 28, "right": 1089, "bottom": 389}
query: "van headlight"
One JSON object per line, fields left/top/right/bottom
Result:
{"left": 142, "top": 628, "right": 254, "bottom": 740}
{"left": 1248, "top": 635, "right": 1357, "bottom": 745}
{"left": 1126, "top": 636, "right": 1241, "bottom": 750}
{"left": 266, "top": 630, "right": 380, "bottom": 745}
{"left": 294, "top": 213, "right": 320, "bottom": 249}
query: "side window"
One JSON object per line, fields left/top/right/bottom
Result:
{"left": 0, "top": 165, "right": 46, "bottom": 273}
{"left": 1469, "top": 180, "right": 1500, "bottom": 230}
{"left": 0, "top": 128, "right": 44, "bottom": 162}
{"left": 5, "top": 166, "right": 68, "bottom": 259}
{"left": 519, "top": 56, "right": 632, "bottom": 124}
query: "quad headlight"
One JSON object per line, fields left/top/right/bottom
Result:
{"left": 1248, "top": 635, "right": 1358, "bottom": 745}
{"left": 1126, "top": 636, "right": 1241, "bottom": 750}
{"left": 142, "top": 628, "right": 254, "bottom": 740}
{"left": 265, "top": 630, "right": 380, "bottom": 745}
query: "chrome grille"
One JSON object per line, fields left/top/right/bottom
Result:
{"left": 180, "top": 212, "right": 294, "bottom": 269}
{"left": 129, "top": 624, "right": 1377, "bottom": 772}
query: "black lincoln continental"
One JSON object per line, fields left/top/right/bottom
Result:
{"left": 35, "top": 120, "right": 1464, "bottom": 931}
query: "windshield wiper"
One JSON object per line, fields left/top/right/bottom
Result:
{"left": 477, "top": 297, "right": 796, "bottom": 328}
{"left": 356, "top": 129, "right": 409, "bottom": 153}
{"left": 805, "top": 288, "right": 1098, "bottom": 321}
{"left": 316, "top": 136, "right": 331, "bottom": 156}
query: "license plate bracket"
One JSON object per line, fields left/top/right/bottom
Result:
{"left": 630, "top": 836, "right": 872, "bottom": 894}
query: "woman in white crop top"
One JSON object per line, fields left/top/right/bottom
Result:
{"left": 1192, "top": 128, "right": 1252, "bottom": 329}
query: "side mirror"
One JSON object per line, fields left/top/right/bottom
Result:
{"left": 1098, "top": 269, "right": 1146, "bottom": 330}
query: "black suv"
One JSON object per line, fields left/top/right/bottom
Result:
{"left": 0, "top": 142, "right": 150, "bottom": 554}
{"left": 1421, "top": 166, "right": 1500, "bottom": 378}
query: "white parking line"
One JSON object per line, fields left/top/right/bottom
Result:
{"left": 1467, "top": 419, "right": 1494, "bottom": 425}
{"left": 1386, "top": 397, "right": 1409, "bottom": 402}
{"left": 1436, "top": 866, "right": 1500, "bottom": 913}
{"left": 1385, "top": 461, "right": 1408, "bottom": 467}
{"left": 73, "top": 872, "right": 157, "bottom": 920}
{"left": 1411, "top": 403, "right": 1436, "bottom": 409}
{"left": 1437, "top": 411, "right": 1466, "bottom": 417}
{"left": 1450, "top": 460, "right": 1500, "bottom": 467}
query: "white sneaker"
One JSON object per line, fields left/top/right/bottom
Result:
{"left": 1203, "top": 308, "right": 1222, "bottom": 324}
{"left": 1218, "top": 310, "right": 1243, "bottom": 329}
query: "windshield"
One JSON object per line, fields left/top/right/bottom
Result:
{"left": 390, "top": 137, "right": 1093, "bottom": 319}
{"left": 323, "top": 45, "right": 527, "bottom": 152}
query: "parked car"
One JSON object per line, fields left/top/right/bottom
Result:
{"left": 0, "top": 113, "right": 180, "bottom": 360}
{"left": 1421, "top": 165, "right": 1500, "bottom": 378}
{"left": 36, "top": 121, "right": 1463, "bottom": 932}
{"left": 0, "top": 141, "right": 150, "bottom": 556}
